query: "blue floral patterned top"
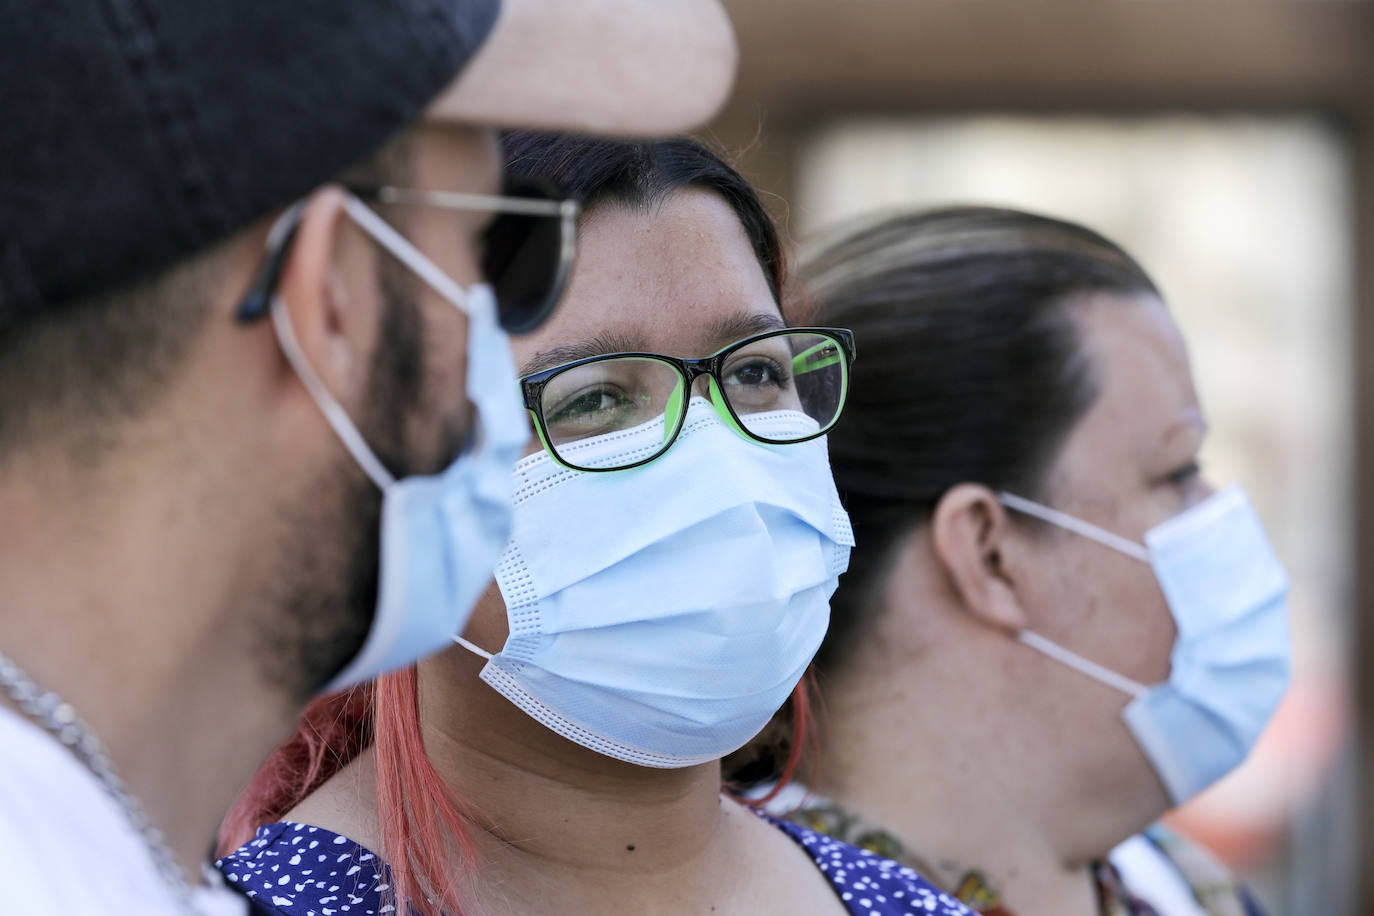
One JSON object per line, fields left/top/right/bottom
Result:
{"left": 219, "top": 815, "right": 975, "bottom": 915}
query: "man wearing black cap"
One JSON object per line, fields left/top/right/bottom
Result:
{"left": 0, "top": 1, "right": 736, "bottom": 912}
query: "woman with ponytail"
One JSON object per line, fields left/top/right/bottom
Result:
{"left": 749, "top": 206, "right": 1282, "bottom": 916}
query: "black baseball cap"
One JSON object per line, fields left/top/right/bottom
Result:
{"left": 0, "top": 0, "right": 737, "bottom": 332}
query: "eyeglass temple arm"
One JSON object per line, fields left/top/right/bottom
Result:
{"left": 346, "top": 184, "right": 578, "bottom": 219}
{"left": 791, "top": 339, "right": 844, "bottom": 375}
{"left": 235, "top": 205, "right": 305, "bottom": 323}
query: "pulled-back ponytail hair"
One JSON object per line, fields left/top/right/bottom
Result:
{"left": 807, "top": 206, "right": 1159, "bottom": 678}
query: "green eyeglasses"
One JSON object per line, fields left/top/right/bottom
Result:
{"left": 520, "top": 328, "right": 856, "bottom": 472}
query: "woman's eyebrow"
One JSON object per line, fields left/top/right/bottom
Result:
{"left": 1162, "top": 410, "right": 1209, "bottom": 445}
{"left": 518, "top": 313, "right": 788, "bottom": 378}
{"left": 706, "top": 312, "right": 787, "bottom": 346}
{"left": 520, "top": 333, "right": 645, "bottom": 377}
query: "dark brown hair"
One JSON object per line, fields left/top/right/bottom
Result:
{"left": 807, "top": 205, "right": 1160, "bottom": 676}
{"left": 501, "top": 132, "right": 785, "bottom": 300}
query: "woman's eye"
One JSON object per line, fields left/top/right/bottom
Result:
{"left": 1165, "top": 460, "right": 1202, "bottom": 487}
{"left": 725, "top": 358, "right": 789, "bottom": 390}
{"left": 547, "top": 388, "right": 632, "bottom": 425}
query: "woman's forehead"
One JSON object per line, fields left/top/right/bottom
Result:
{"left": 1077, "top": 295, "right": 1197, "bottom": 414}
{"left": 1057, "top": 293, "right": 1206, "bottom": 473}
{"left": 510, "top": 190, "right": 782, "bottom": 370}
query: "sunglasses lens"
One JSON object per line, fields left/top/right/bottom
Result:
{"left": 484, "top": 177, "right": 572, "bottom": 334}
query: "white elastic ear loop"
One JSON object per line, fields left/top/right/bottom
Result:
{"left": 345, "top": 193, "right": 514, "bottom": 471}
{"left": 341, "top": 195, "right": 474, "bottom": 316}
{"left": 269, "top": 295, "right": 395, "bottom": 489}
{"left": 452, "top": 635, "right": 495, "bottom": 661}
{"left": 1017, "top": 630, "right": 1150, "bottom": 699}
{"left": 998, "top": 492, "right": 1150, "bottom": 563}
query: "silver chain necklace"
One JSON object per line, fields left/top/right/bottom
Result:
{"left": 0, "top": 649, "right": 195, "bottom": 912}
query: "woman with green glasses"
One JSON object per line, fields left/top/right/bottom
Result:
{"left": 519, "top": 327, "right": 852, "bottom": 473}
{"left": 216, "top": 134, "right": 971, "bottom": 916}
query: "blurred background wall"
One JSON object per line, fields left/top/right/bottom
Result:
{"left": 706, "top": 3, "right": 1374, "bottom": 913}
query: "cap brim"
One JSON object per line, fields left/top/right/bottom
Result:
{"left": 426, "top": 0, "right": 738, "bottom": 136}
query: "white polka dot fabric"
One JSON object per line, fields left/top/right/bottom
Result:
{"left": 219, "top": 822, "right": 392, "bottom": 915}
{"left": 767, "top": 815, "right": 976, "bottom": 916}
{"left": 219, "top": 815, "right": 976, "bottom": 915}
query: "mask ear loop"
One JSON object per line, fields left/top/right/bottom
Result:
{"left": 267, "top": 191, "right": 501, "bottom": 493}
{"left": 453, "top": 635, "right": 495, "bottom": 661}
{"left": 341, "top": 195, "right": 474, "bottom": 315}
{"left": 270, "top": 296, "right": 396, "bottom": 491}
{"left": 998, "top": 491, "right": 1151, "bottom": 563}
{"left": 246, "top": 201, "right": 396, "bottom": 491}
{"left": 342, "top": 191, "right": 508, "bottom": 466}
{"left": 1017, "top": 631, "right": 1150, "bottom": 698}
{"left": 997, "top": 491, "right": 1154, "bottom": 698}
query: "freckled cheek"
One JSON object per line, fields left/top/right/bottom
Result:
{"left": 1044, "top": 546, "right": 1173, "bottom": 681}
{"left": 1094, "top": 564, "right": 1178, "bottom": 684}
{"left": 1039, "top": 541, "right": 1108, "bottom": 624}
{"left": 1138, "top": 580, "right": 1179, "bottom": 684}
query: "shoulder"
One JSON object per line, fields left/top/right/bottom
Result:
{"left": 217, "top": 822, "right": 390, "bottom": 916}
{"left": 765, "top": 814, "right": 975, "bottom": 916}
{"left": 1111, "top": 825, "right": 1266, "bottom": 916}
{"left": 0, "top": 708, "right": 199, "bottom": 914}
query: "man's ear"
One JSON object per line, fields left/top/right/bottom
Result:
{"left": 273, "top": 187, "right": 383, "bottom": 414}
{"left": 930, "top": 483, "right": 1028, "bottom": 633}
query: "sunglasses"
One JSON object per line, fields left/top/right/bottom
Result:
{"left": 237, "top": 176, "right": 579, "bottom": 334}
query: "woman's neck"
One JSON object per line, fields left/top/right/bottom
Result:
{"left": 812, "top": 650, "right": 1152, "bottom": 916}
{"left": 416, "top": 648, "right": 731, "bottom": 872}
{"left": 291, "top": 649, "right": 845, "bottom": 915}
{"left": 423, "top": 715, "right": 729, "bottom": 877}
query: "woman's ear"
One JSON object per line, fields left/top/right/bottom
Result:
{"left": 930, "top": 483, "right": 1028, "bottom": 633}
{"left": 273, "top": 187, "right": 384, "bottom": 415}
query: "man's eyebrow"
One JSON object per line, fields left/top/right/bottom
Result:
{"left": 519, "top": 333, "right": 646, "bottom": 377}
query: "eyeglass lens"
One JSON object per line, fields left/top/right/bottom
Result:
{"left": 483, "top": 177, "right": 572, "bottom": 334}
{"left": 537, "top": 332, "right": 847, "bottom": 469}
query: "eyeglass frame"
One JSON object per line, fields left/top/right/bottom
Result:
{"left": 236, "top": 179, "right": 580, "bottom": 333}
{"left": 519, "top": 326, "right": 858, "bottom": 473}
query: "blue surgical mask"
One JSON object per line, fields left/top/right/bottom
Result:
{"left": 998, "top": 486, "right": 1291, "bottom": 804}
{"left": 272, "top": 196, "right": 530, "bottom": 693}
{"left": 455, "top": 399, "right": 855, "bottom": 767}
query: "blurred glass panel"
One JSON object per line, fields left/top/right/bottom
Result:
{"left": 796, "top": 115, "right": 1355, "bottom": 915}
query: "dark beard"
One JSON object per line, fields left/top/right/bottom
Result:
{"left": 264, "top": 262, "right": 428, "bottom": 701}
{"left": 263, "top": 460, "right": 383, "bottom": 702}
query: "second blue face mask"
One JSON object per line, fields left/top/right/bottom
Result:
{"left": 271, "top": 197, "right": 532, "bottom": 694}
{"left": 455, "top": 399, "right": 855, "bottom": 767}
{"left": 999, "top": 486, "right": 1292, "bottom": 804}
